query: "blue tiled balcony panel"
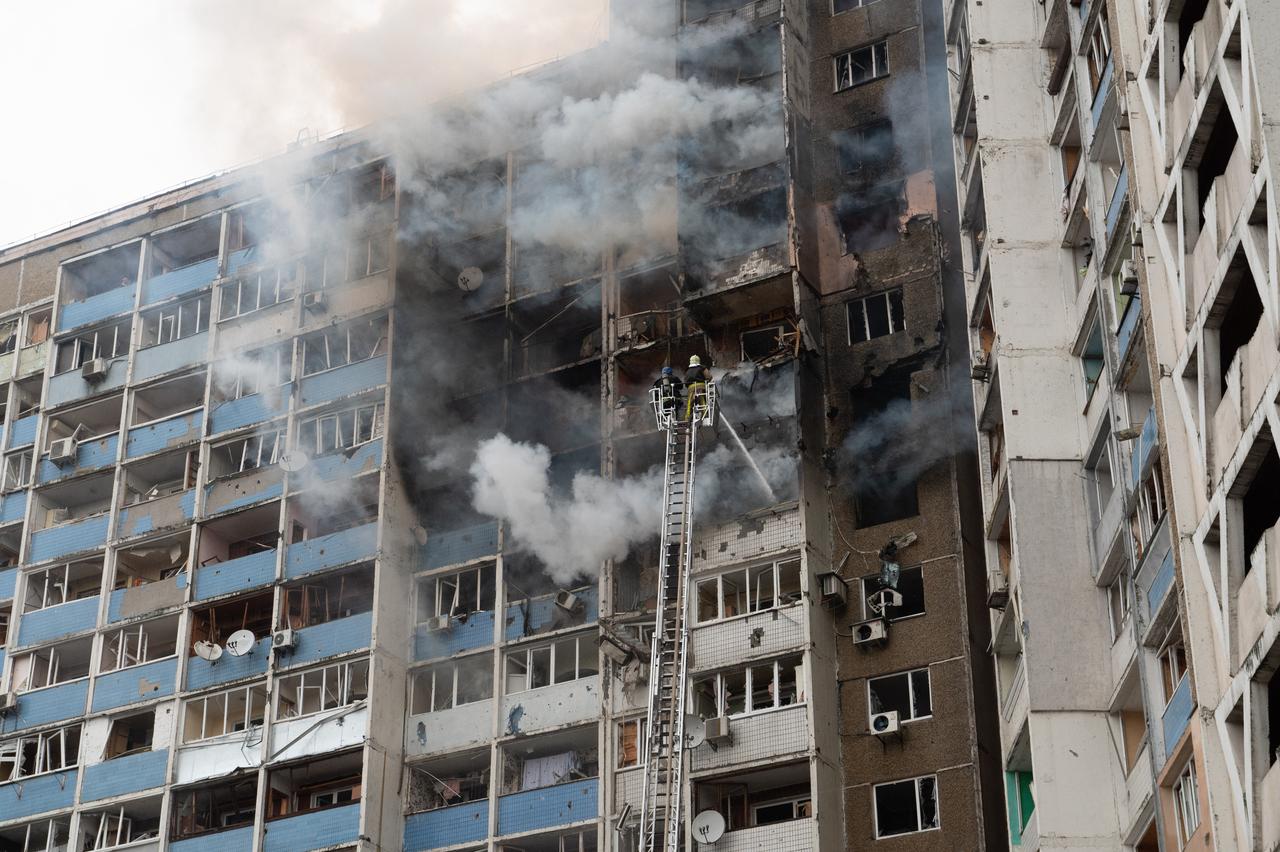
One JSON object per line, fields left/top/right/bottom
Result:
{"left": 305, "top": 439, "right": 382, "bottom": 484}
{"left": 423, "top": 522, "right": 499, "bottom": 569}
{"left": 299, "top": 355, "right": 388, "bottom": 408}
{"left": 404, "top": 801, "right": 489, "bottom": 851}
{"left": 8, "top": 414, "right": 37, "bottom": 448}
{"left": 0, "top": 680, "right": 89, "bottom": 733}
{"left": 1162, "top": 675, "right": 1194, "bottom": 761}
{"left": 285, "top": 523, "right": 377, "bottom": 579}
{"left": 1145, "top": 549, "right": 1176, "bottom": 621}
{"left": 170, "top": 825, "right": 255, "bottom": 852}
{"left": 80, "top": 748, "right": 169, "bottom": 801}
{"left": 58, "top": 285, "right": 135, "bottom": 332}
{"left": 414, "top": 610, "right": 495, "bottom": 661}
{"left": 0, "top": 567, "right": 15, "bottom": 600}
{"left": 134, "top": 332, "right": 211, "bottom": 382}
{"left": 127, "top": 410, "right": 204, "bottom": 458}
{"left": 29, "top": 514, "right": 109, "bottom": 563}
{"left": 505, "top": 586, "right": 598, "bottom": 641}
{"left": 0, "top": 490, "right": 25, "bottom": 525}
{"left": 116, "top": 489, "right": 196, "bottom": 538}
{"left": 226, "top": 247, "right": 258, "bottom": 274}
{"left": 17, "top": 596, "right": 100, "bottom": 646}
{"left": 186, "top": 637, "right": 270, "bottom": 691}
{"left": 282, "top": 612, "right": 373, "bottom": 669}
{"left": 1130, "top": 405, "right": 1158, "bottom": 486}
{"left": 1116, "top": 295, "right": 1141, "bottom": 365}
{"left": 142, "top": 257, "right": 219, "bottom": 305}
{"left": 37, "top": 433, "right": 118, "bottom": 483}
{"left": 1090, "top": 59, "right": 1114, "bottom": 127}
{"left": 209, "top": 386, "right": 291, "bottom": 435}
{"left": 263, "top": 803, "right": 361, "bottom": 852}
{"left": 496, "top": 778, "right": 598, "bottom": 835}
{"left": 0, "top": 768, "right": 77, "bottom": 820}
{"left": 91, "top": 657, "right": 178, "bottom": 712}
{"left": 195, "top": 549, "right": 277, "bottom": 601}
{"left": 47, "top": 358, "right": 128, "bottom": 407}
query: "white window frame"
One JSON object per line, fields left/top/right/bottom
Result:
{"left": 275, "top": 658, "right": 369, "bottom": 720}
{"left": 181, "top": 682, "right": 267, "bottom": 743}
{"left": 219, "top": 265, "right": 295, "bottom": 321}
{"left": 504, "top": 633, "right": 597, "bottom": 694}
{"left": 416, "top": 564, "right": 494, "bottom": 624}
{"left": 867, "top": 667, "right": 932, "bottom": 723}
{"left": 0, "top": 723, "right": 81, "bottom": 782}
{"left": 835, "top": 41, "right": 889, "bottom": 92}
{"left": 300, "top": 316, "right": 387, "bottom": 376}
{"left": 296, "top": 402, "right": 384, "bottom": 457}
{"left": 694, "top": 557, "right": 802, "bottom": 625}
{"left": 872, "top": 775, "right": 940, "bottom": 838}
{"left": 99, "top": 620, "right": 176, "bottom": 673}
{"left": 222, "top": 345, "right": 291, "bottom": 400}
{"left": 212, "top": 427, "right": 283, "bottom": 477}
{"left": 54, "top": 321, "right": 131, "bottom": 375}
{"left": 141, "top": 295, "right": 209, "bottom": 348}
{"left": 692, "top": 655, "right": 806, "bottom": 719}
{"left": 847, "top": 289, "right": 905, "bottom": 344}
{"left": 617, "top": 717, "right": 646, "bottom": 768}
{"left": 1107, "top": 572, "right": 1131, "bottom": 642}
{"left": 410, "top": 655, "right": 492, "bottom": 714}
{"left": 2, "top": 450, "right": 32, "bottom": 491}
{"left": 1173, "top": 760, "right": 1200, "bottom": 846}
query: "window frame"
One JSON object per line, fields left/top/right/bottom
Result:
{"left": 867, "top": 667, "right": 933, "bottom": 724}
{"left": 181, "top": 682, "right": 268, "bottom": 743}
{"left": 415, "top": 564, "right": 495, "bottom": 624}
{"left": 410, "top": 654, "right": 492, "bottom": 714}
{"left": 54, "top": 320, "right": 131, "bottom": 375}
{"left": 211, "top": 426, "right": 284, "bottom": 478}
{"left": 99, "top": 619, "right": 177, "bottom": 673}
{"left": 872, "top": 774, "right": 940, "bottom": 838}
{"left": 693, "top": 557, "right": 802, "bottom": 625}
{"left": 299, "top": 315, "right": 388, "bottom": 377}
{"left": 503, "top": 633, "right": 598, "bottom": 694}
{"left": 275, "top": 658, "right": 370, "bottom": 720}
{"left": 219, "top": 264, "right": 296, "bottom": 321}
{"left": 834, "top": 41, "right": 890, "bottom": 92}
{"left": 0, "top": 723, "right": 82, "bottom": 782}
{"left": 847, "top": 289, "right": 906, "bottom": 344}
{"left": 140, "top": 295, "right": 210, "bottom": 349}
{"left": 1173, "top": 760, "right": 1200, "bottom": 846}
{"left": 691, "top": 654, "right": 806, "bottom": 719}
{"left": 2, "top": 450, "right": 32, "bottom": 492}
{"left": 296, "top": 402, "right": 384, "bottom": 457}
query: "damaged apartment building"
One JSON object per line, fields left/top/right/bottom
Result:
{"left": 0, "top": 0, "right": 1003, "bottom": 851}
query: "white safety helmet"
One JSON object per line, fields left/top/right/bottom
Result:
{"left": 688, "top": 355, "right": 702, "bottom": 367}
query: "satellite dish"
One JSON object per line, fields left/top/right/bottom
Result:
{"left": 225, "top": 630, "right": 257, "bottom": 657}
{"left": 457, "top": 266, "right": 483, "bottom": 291}
{"left": 690, "top": 810, "right": 726, "bottom": 845}
{"left": 279, "top": 450, "right": 310, "bottom": 472}
{"left": 683, "top": 715, "right": 706, "bottom": 749}
{"left": 192, "top": 641, "right": 222, "bottom": 663}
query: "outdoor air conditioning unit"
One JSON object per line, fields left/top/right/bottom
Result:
{"left": 986, "top": 572, "right": 1010, "bottom": 609}
{"left": 302, "top": 291, "right": 326, "bottom": 312}
{"left": 704, "top": 716, "right": 732, "bottom": 744}
{"left": 48, "top": 438, "right": 77, "bottom": 466}
{"left": 870, "top": 711, "right": 900, "bottom": 737}
{"left": 816, "top": 571, "right": 848, "bottom": 610}
{"left": 852, "top": 618, "right": 888, "bottom": 648}
{"left": 0, "top": 691, "right": 17, "bottom": 715}
{"left": 271, "top": 629, "right": 298, "bottom": 652}
{"left": 971, "top": 351, "right": 992, "bottom": 382}
{"left": 81, "top": 358, "right": 109, "bottom": 382}
{"left": 1120, "top": 259, "right": 1140, "bottom": 295}
{"left": 554, "top": 590, "right": 582, "bottom": 613}
{"left": 427, "top": 614, "right": 451, "bottom": 632}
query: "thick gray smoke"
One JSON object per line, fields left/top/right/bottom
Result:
{"left": 840, "top": 380, "right": 958, "bottom": 499}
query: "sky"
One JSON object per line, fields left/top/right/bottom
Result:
{"left": 0, "top": 0, "right": 608, "bottom": 249}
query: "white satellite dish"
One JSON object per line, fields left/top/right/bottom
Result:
{"left": 225, "top": 629, "right": 257, "bottom": 657}
{"left": 279, "top": 450, "right": 310, "bottom": 473}
{"left": 683, "top": 715, "right": 706, "bottom": 749}
{"left": 690, "top": 810, "right": 726, "bottom": 845}
{"left": 192, "top": 640, "right": 222, "bottom": 663}
{"left": 457, "top": 266, "right": 484, "bottom": 292}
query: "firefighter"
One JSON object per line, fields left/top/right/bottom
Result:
{"left": 652, "top": 366, "right": 683, "bottom": 420}
{"left": 684, "top": 355, "right": 710, "bottom": 420}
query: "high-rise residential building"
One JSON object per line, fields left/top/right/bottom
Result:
{"left": 0, "top": 2, "right": 1011, "bottom": 851}
{"left": 944, "top": 0, "right": 1280, "bottom": 846}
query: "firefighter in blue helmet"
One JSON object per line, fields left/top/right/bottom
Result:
{"left": 684, "top": 355, "right": 710, "bottom": 420}
{"left": 652, "top": 366, "right": 683, "bottom": 419}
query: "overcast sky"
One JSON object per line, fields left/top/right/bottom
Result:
{"left": 0, "top": 0, "right": 607, "bottom": 248}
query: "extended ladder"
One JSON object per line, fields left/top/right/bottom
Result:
{"left": 638, "top": 381, "right": 716, "bottom": 852}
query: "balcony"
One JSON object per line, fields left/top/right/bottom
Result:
{"left": 142, "top": 256, "right": 219, "bottom": 306}
{"left": 47, "top": 357, "right": 128, "bottom": 407}
{"left": 690, "top": 704, "right": 808, "bottom": 772}
{"left": 496, "top": 777, "right": 598, "bottom": 836}
{"left": 134, "top": 332, "right": 211, "bottom": 382}
{"left": 108, "top": 572, "right": 186, "bottom": 623}
{"left": 36, "top": 433, "right": 119, "bottom": 483}
{"left": 505, "top": 586, "right": 599, "bottom": 642}
{"left": 0, "top": 768, "right": 78, "bottom": 821}
{"left": 299, "top": 355, "right": 388, "bottom": 408}
{"left": 715, "top": 818, "right": 815, "bottom": 852}
{"left": 17, "top": 595, "right": 99, "bottom": 646}
{"left": 209, "top": 385, "right": 292, "bottom": 435}
{"left": 282, "top": 611, "right": 374, "bottom": 669}
{"left": 406, "top": 699, "right": 495, "bottom": 758}
{"left": 1143, "top": 549, "right": 1176, "bottom": 622}
{"left": 1116, "top": 294, "right": 1141, "bottom": 366}
{"left": 91, "top": 656, "right": 178, "bottom": 712}
{"left": 29, "top": 513, "right": 109, "bottom": 563}
{"left": 414, "top": 610, "right": 495, "bottom": 661}
{"left": 204, "top": 468, "right": 284, "bottom": 517}
{"left": 1161, "top": 676, "right": 1194, "bottom": 762}
{"left": 304, "top": 438, "right": 382, "bottom": 484}
{"left": 116, "top": 488, "right": 196, "bottom": 539}
{"left": 0, "top": 679, "right": 89, "bottom": 733}
{"left": 404, "top": 800, "right": 489, "bottom": 851}
{"left": 8, "top": 413, "right": 36, "bottom": 447}
{"left": 263, "top": 802, "right": 361, "bottom": 852}
{"left": 195, "top": 548, "right": 277, "bottom": 601}
{"left": 285, "top": 522, "right": 377, "bottom": 580}
{"left": 126, "top": 410, "right": 204, "bottom": 459}
{"left": 689, "top": 604, "right": 804, "bottom": 671}
{"left": 1129, "top": 406, "right": 1158, "bottom": 487}
{"left": 169, "top": 825, "right": 254, "bottom": 852}
{"left": 423, "top": 521, "right": 499, "bottom": 569}
{"left": 80, "top": 748, "right": 169, "bottom": 802}
{"left": 500, "top": 676, "right": 600, "bottom": 734}
{"left": 186, "top": 635, "right": 270, "bottom": 691}
{"left": 1105, "top": 165, "right": 1129, "bottom": 240}
{"left": 57, "top": 286, "right": 134, "bottom": 333}
{"left": 0, "top": 566, "right": 14, "bottom": 599}
{"left": 0, "top": 491, "right": 24, "bottom": 525}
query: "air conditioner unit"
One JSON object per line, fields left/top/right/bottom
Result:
{"left": 1120, "top": 259, "right": 1140, "bottom": 295}
{"left": 81, "top": 358, "right": 109, "bottom": 381}
{"left": 986, "top": 572, "right": 1010, "bottom": 609}
{"left": 816, "top": 571, "right": 848, "bottom": 610}
{"left": 302, "top": 291, "right": 326, "bottom": 311}
{"left": 971, "top": 351, "right": 992, "bottom": 382}
{"left": 870, "top": 710, "right": 900, "bottom": 737}
{"left": 704, "top": 716, "right": 732, "bottom": 744}
{"left": 48, "top": 438, "right": 77, "bottom": 466}
{"left": 271, "top": 629, "right": 298, "bottom": 651}
{"left": 554, "top": 590, "right": 581, "bottom": 613}
{"left": 427, "top": 614, "right": 451, "bottom": 632}
{"left": 852, "top": 618, "right": 888, "bottom": 648}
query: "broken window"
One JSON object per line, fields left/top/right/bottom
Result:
{"left": 416, "top": 563, "right": 496, "bottom": 624}
{"left": 0, "top": 723, "right": 81, "bottom": 781}
{"left": 405, "top": 751, "right": 490, "bottom": 812}
{"left": 0, "top": 318, "right": 17, "bottom": 356}
{"left": 170, "top": 777, "right": 259, "bottom": 840}
{"left": 99, "top": 615, "right": 180, "bottom": 672}
{"left": 182, "top": 682, "right": 268, "bottom": 743}
{"left": 11, "top": 637, "right": 93, "bottom": 692}
{"left": 266, "top": 750, "right": 363, "bottom": 818}
{"left": 1107, "top": 570, "right": 1132, "bottom": 641}
{"left": 410, "top": 654, "right": 493, "bottom": 714}
{"left": 209, "top": 427, "right": 283, "bottom": 478}
{"left": 296, "top": 401, "right": 384, "bottom": 456}
{"left": 61, "top": 243, "right": 140, "bottom": 302}
{"left": 861, "top": 565, "right": 926, "bottom": 620}
{"left": 1159, "top": 640, "right": 1188, "bottom": 704}
{"left": 24, "top": 308, "right": 51, "bottom": 347}
{"left": 2, "top": 450, "right": 31, "bottom": 491}
{"left": 835, "top": 41, "right": 889, "bottom": 91}
{"left": 1085, "top": 5, "right": 1112, "bottom": 99}
{"left": 22, "top": 559, "right": 103, "bottom": 612}
{"left": 105, "top": 711, "right": 155, "bottom": 758}
{"left": 868, "top": 668, "right": 931, "bottom": 722}
{"left": 300, "top": 314, "right": 387, "bottom": 376}
{"left": 190, "top": 591, "right": 274, "bottom": 648}
{"left": 80, "top": 800, "right": 164, "bottom": 851}
{"left": 504, "top": 633, "right": 599, "bottom": 693}
{"left": 213, "top": 344, "right": 291, "bottom": 402}
{"left": 53, "top": 319, "right": 131, "bottom": 374}
{"left": 35, "top": 471, "right": 114, "bottom": 527}
{"left": 0, "top": 605, "right": 9, "bottom": 646}
{"left": 280, "top": 566, "right": 375, "bottom": 629}
{"left": 848, "top": 368, "right": 920, "bottom": 526}
{"left": 848, "top": 289, "right": 905, "bottom": 344}
{"left": 837, "top": 182, "right": 904, "bottom": 254}
{"left": 140, "top": 294, "right": 210, "bottom": 348}
{"left": 691, "top": 654, "right": 804, "bottom": 718}
{"left": 114, "top": 534, "right": 190, "bottom": 590}
{"left": 617, "top": 718, "right": 646, "bottom": 768}
{"left": 835, "top": 120, "right": 894, "bottom": 175}
{"left": 499, "top": 728, "right": 599, "bottom": 793}
{"left": 219, "top": 263, "right": 297, "bottom": 320}
{"left": 277, "top": 658, "right": 370, "bottom": 719}
{"left": 694, "top": 558, "right": 801, "bottom": 623}
{"left": 121, "top": 449, "right": 198, "bottom": 504}
{"left": 1172, "top": 761, "right": 1200, "bottom": 846}
{"left": 1080, "top": 318, "right": 1105, "bottom": 398}
{"left": 874, "top": 775, "right": 939, "bottom": 837}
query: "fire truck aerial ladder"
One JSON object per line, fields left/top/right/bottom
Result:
{"left": 638, "top": 379, "right": 718, "bottom": 852}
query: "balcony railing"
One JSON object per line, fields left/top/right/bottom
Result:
{"left": 0, "top": 679, "right": 89, "bottom": 733}
{"left": 1144, "top": 549, "right": 1176, "bottom": 621}
{"left": 209, "top": 385, "right": 292, "bottom": 435}
{"left": 285, "top": 522, "right": 377, "bottom": 579}
{"left": 0, "top": 767, "right": 78, "bottom": 822}
{"left": 414, "top": 610, "right": 495, "bottom": 661}
{"left": 134, "top": 331, "right": 211, "bottom": 382}
{"left": 36, "top": 433, "right": 118, "bottom": 483}
{"left": 16, "top": 595, "right": 99, "bottom": 646}
{"left": 422, "top": 521, "right": 499, "bottom": 569}
{"left": 1161, "top": 675, "right": 1194, "bottom": 761}
{"left": 298, "top": 355, "right": 388, "bottom": 408}
{"left": 186, "top": 636, "right": 270, "bottom": 691}
{"left": 263, "top": 802, "right": 361, "bottom": 852}
{"left": 1129, "top": 405, "right": 1157, "bottom": 486}
{"left": 29, "top": 513, "right": 110, "bottom": 563}
{"left": 496, "top": 777, "right": 598, "bottom": 836}
{"left": 284, "top": 611, "right": 374, "bottom": 669}
{"left": 1105, "top": 164, "right": 1129, "bottom": 239}
{"left": 91, "top": 656, "right": 178, "bottom": 713}
{"left": 1116, "top": 294, "right": 1141, "bottom": 365}
{"left": 126, "top": 410, "right": 204, "bottom": 458}
{"left": 142, "top": 257, "right": 219, "bottom": 306}
{"left": 404, "top": 800, "right": 489, "bottom": 851}
{"left": 195, "top": 549, "right": 277, "bottom": 600}
{"left": 1090, "top": 58, "right": 1114, "bottom": 128}
{"left": 57, "top": 285, "right": 135, "bottom": 333}
{"left": 169, "top": 824, "right": 254, "bottom": 852}
{"left": 80, "top": 748, "right": 168, "bottom": 802}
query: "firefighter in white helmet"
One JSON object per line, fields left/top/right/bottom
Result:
{"left": 684, "top": 355, "right": 710, "bottom": 420}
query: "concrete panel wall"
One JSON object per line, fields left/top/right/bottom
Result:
{"left": 688, "top": 603, "right": 804, "bottom": 672}
{"left": 499, "top": 676, "right": 600, "bottom": 735}
{"left": 405, "top": 699, "right": 494, "bottom": 758}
